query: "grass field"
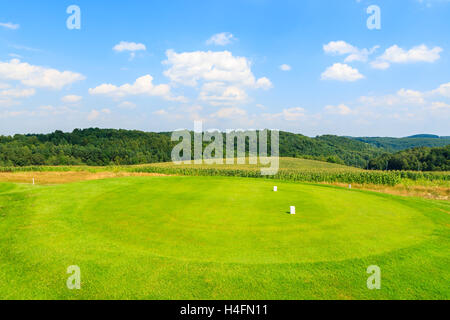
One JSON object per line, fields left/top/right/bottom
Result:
{"left": 0, "top": 175, "right": 448, "bottom": 299}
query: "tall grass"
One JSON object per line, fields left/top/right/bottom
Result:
{"left": 0, "top": 158, "right": 448, "bottom": 186}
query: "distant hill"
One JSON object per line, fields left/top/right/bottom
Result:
{"left": 368, "top": 145, "right": 450, "bottom": 171}
{"left": 351, "top": 136, "right": 450, "bottom": 152}
{"left": 1, "top": 129, "right": 448, "bottom": 169}
{"left": 0, "top": 128, "right": 383, "bottom": 168}
{"left": 406, "top": 134, "right": 440, "bottom": 139}
{"left": 279, "top": 132, "right": 384, "bottom": 168}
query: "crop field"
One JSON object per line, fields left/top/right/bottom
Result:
{"left": 0, "top": 171, "right": 449, "bottom": 299}
{"left": 1, "top": 157, "right": 449, "bottom": 185}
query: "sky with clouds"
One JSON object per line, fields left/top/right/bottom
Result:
{"left": 0, "top": 0, "right": 449, "bottom": 136}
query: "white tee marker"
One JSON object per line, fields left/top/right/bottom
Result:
{"left": 290, "top": 206, "right": 296, "bottom": 215}
{"left": 273, "top": 186, "right": 277, "bottom": 192}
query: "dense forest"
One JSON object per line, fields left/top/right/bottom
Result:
{"left": 0, "top": 128, "right": 448, "bottom": 170}
{"left": 352, "top": 135, "right": 450, "bottom": 151}
{"left": 0, "top": 128, "right": 382, "bottom": 167}
{"left": 368, "top": 145, "right": 450, "bottom": 171}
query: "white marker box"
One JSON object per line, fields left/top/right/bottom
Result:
{"left": 274, "top": 186, "right": 277, "bottom": 192}
{"left": 290, "top": 206, "right": 296, "bottom": 215}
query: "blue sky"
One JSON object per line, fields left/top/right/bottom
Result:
{"left": 0, "top": 0, "right": 449, "bottom": 136}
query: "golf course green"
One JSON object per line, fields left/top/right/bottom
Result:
{"left": 0, "top": 176, "right": 448, "bottom": 299}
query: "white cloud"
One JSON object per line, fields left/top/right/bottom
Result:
{"left": 397, "top": 89, "right": 425, "bottom": 104}
{"left": 163, "top": 50, "right": 271, "bottom": 89}
{"left": 199, "top": 82, "right": 248, "bottom": 106}
{"left": 263, "top": 107, "right": 306, "bottom": 121}
{"left": 113, "top": 41, "right": 146, "bottom": 52}
{"left": 280, "top": 107, "right": 306, "bottom": 121}
{"left": 280, "top": 64, "right": 292, "bottom": 71}
{"left": 370, "top": 60, "right": 390, "bottom": 70}
{"left": 0, "top": 22, "right": 19, "bottom": 30}
{"left": 113, "top": 41, "right": 147, "bottom": 60}
{"left": 61, "top": 95, "right": 82, "bottom": 103}
{"left": 87, "top": 110, "right": 100, "bottom": 121}
{"left": 432, "top": 82, "right": 450, "bottom": 97}
{"left": 323, "top": 41, "right": 379, "bottom": 62}
{"left": 373, "top": 44, "right": 443, "bottom": 69}
{"left": 321, "top": 63, "right": 364, "bottom": 82}
{"left": 163, "top": 49, "right": 271, "bottom": 105}
{"left": 358, "top": 88, "right": 427, "bottom": 108}
{"left": 325, "top": 104, "right": 352, "bottom": 115}
{"left": 87, "top": 109, "right": 110, "bottom": 121}
{"left": 211, "top": 107, "right": 247, "bottom": 119}
{"left": 0, "top": 88, "right": 35, "bottom": 98}
{"left": 0, "top": 59, "right": 85, "bottom": 89}
{"left": 206, "top": 32, "right": 234, "bottom": 46}
{"left": 255, "top": 77, "right": 273, "bottom": 90}
{"left": 89, "top": 74, "right": 183, "bottom": 101}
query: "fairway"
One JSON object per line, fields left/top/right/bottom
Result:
{"left": 0, "top": 176, "right": 448, "bottom": 299}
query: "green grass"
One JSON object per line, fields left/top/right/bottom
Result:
{"left": 0, "top": 176, "right": 448, "bottom": 299}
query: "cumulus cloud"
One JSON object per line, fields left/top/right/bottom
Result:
{"left": 372, "top": 44, "right": 443, "bottom": 69}
{"left": 61, "top": 95, "right": 82, "bottom": 103}
{"left": 163, "top": 50, "right": 271, "bottom": 88}
{"left": 396, "top": 89, "right": 425, "bottom": 104}
{"left": 321, "top": 63, "right": 364, "bottom": 82}
{"left": 113, "top": 41, "right": 147, "bottom": 60}
{"left": 325, "top": 104, "right": 352, "bottom": 115}
{"left": 113, "top": 41, "right": 146, "bottom": 52}
{"left": 211, "top": 107, "right": 247, "bottom": 119}
{"left": 370, "top": 60, "right": 390, "bottom": 70}
{"left": 432, "top": 82, "right": 450, "bottom": 97}
{"left": 323, "top": 41, "right": 379, "bottom": 63}
{"left": 163, "top": 49, "right": 272, "bottom": 105}
{"left": 206, "top": 32, "right": 235, "bottom": 46}
{"left": 280, "top": 64, "right": 292, "bottom": 71}
{"left": 199, "top": 82, "right": 248, "bottom": 106}
{"left": 89, "top": 74, "right": 184, "bottom": 101}
{"left": 0, "top": 22, "right": 19, "bottom": 30}
{"left": 0, "top": 59, "right": 85, "bottom": 89}
{"left": 87, "top": 108, "right": 110, "bottom": 121}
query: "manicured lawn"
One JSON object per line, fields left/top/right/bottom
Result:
{"left": 0, "top": 176, "right": 448, "bottom": 299}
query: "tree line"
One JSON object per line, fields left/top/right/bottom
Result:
{"left": 368, "top": 145, "right": 450, "bottom": 171}
{"left": 0, "top": 128, "right": 448, "bottom": 170}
